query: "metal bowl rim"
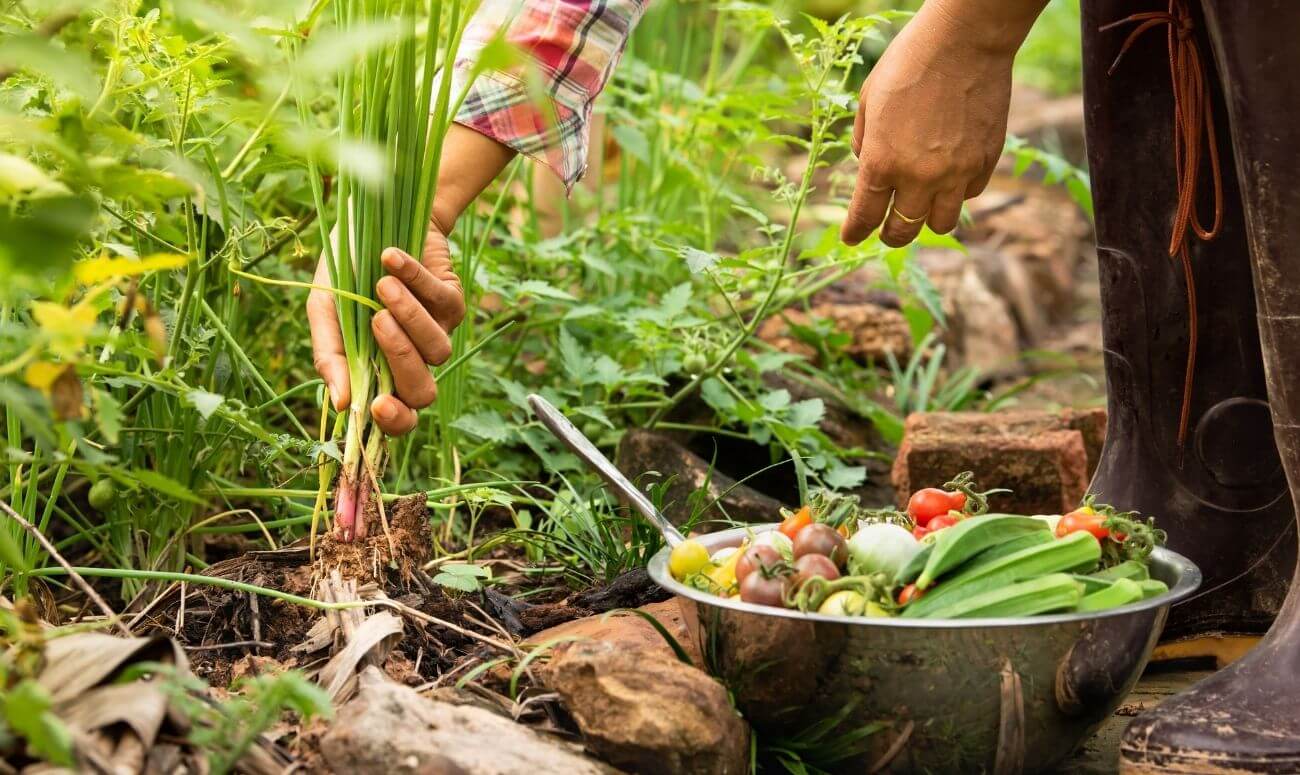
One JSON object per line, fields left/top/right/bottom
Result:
{"left": 648, "top": 523, "right": 1202, "bottom": 628}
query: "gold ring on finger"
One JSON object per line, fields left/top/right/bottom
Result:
{"left": 891, "top": 206, "right": 928, "bottom": 225}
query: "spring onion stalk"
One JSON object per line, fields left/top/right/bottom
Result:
{"left": 312, "top": 0, "right": 466, "bottom": 540}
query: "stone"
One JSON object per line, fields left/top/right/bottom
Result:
{"left": 544, "top": 641, "right": 750, "bottom": 775}
{"left": 916, "top": 249, "right": 1022, "bottom": 376}
{"left": 892, "top": 409, "right": 1107, "bottom": 515}
{"left": 756, "top": 302, "right": 912, "bottom": 363}
{"left": 320, "top": 666, "right": 622, "bottom": 775}
{"left": 527, "top": 599, "right": 703, "bottom": 666}
{"left": 615, "top": 428, "right": 788, "bottom": 528}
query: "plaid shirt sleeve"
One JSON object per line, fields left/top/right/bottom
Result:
{"left": 452, "top": 0, "right": 647, "bottom": 191}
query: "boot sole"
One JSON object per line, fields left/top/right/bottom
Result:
{"left": 1120, "top": 747, "right": 1300, "bottom": 774}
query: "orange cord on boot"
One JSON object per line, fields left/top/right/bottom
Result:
{"left": 1102, "top": 0, "right": 1224, "bottom": 456}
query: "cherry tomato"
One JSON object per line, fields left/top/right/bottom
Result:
{"left": 793, "top": 523, "right": 848, "bottom": 566}
{"left": 912, "top": 525, "right": 930, "bottom": 540}
{"left": 668, "top": 539, "right": 711, "bottom": 580}
{"left": 740, "top": 570, "right": 791, "bottom": 607}
{"left": 1056, "top": 507, "right": 1110, "bottom": 540}
{"left": 735, "top": 544, "right": 782, "bottom": 585}
{"left": 927, "top": 513, "right": 959, "bottom": 532}
{"left": 907, "top": 488, "right": 964, "bottom": 527}
{"left": 898, "top": 584, "right": 925, "bottom": 605}
{"left": 792, "top": 554, "right": 840, "bottom": 588}
{"left": 779, "top": 506, "right": 813, "bottom": 539}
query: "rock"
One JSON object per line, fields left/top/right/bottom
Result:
{"left": 756, "top": 302, "right": 911, "bottom": 363}
{"left": 892, "top": 409, "right": 1107, "bottom": 515}
{"left": 545, "top": 642, "right": 750, "bottom": 775}
{"left": 526, "top": 599, "right": 703, "bottom": 666}
{"left": 916, "top": 249, "right": 1021, "bottom": 376}
{"left": 615, "top": 428, "right": 788, "bottom": 528}
{"left": 320, "top": 666, "right": 622, "bottom": 775}
{"left": 964, "top": 174, "right": 1094, "bottom": 333}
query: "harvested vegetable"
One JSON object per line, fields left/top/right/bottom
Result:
{"left": 669, "top": 540, "right": 711, "bottom": 580}
{"left": 914, "top": 514, "right": 1050, "bottom": 590}
{"left": 736, "top": 544, "right": 783, "bottom": 585}
{"left": 792, "top": 523, "right": 847, "bottom": 564}
{"left": 318, "top": 0, "right": 470, "bottom": 542}
{"left": 793, "top": 554, "right": 841, "bottom": 587}
{"left": 778, "top": 506, "right": 813, "bottom": 540}
{"left": 667, "top": 482, "right": 1170, "bottom": 621}
{"left": 847, "top": 523, "right": 921, "bottom": 584}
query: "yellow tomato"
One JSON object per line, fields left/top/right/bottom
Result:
{"left": 669, "top": 539, "right": 711, "bottom": 580}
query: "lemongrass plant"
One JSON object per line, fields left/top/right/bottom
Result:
{"left": 304, "top": 0, "right": 468, "bottom": 541}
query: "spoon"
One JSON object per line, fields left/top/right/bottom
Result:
{"left": 527, "top": 393, "right": 686, "bottom": 547}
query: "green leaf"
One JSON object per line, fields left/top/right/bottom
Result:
{"left": 903, "top": 258, "right": 946, "bottom": 328}
{"left": 610, "top": 124, "right": 651, "bottom": 163}
{"left": 433, "top": 563, "right": 487, "bottom": 592}
{"left": 787, "top": 398, "right": 824, "bottom": 429}
{"left": 700, "top": 378, "right": 735, "bottom": 413}
{"left": 659, "top": 282, "right": 692, "bottom": 319}
{"left": 516, "top": 280, "right": 576, "bottom": 301}
{"left": 682, "top": 247, "right": 720, "bottom": 274}
{"left": 0, "top": 35, "right": 98, "bottom": 101}
{"left": 557, "top": 327, "right": 589, "bottom": 381}
{"left": 3, "top": 680, "right": 73, "bottom": 766}
{"left": 451, "top": 411, "right": 511, "bottom": 443}
{"left": 758, "top": 389, "right": 791, "bottom": 412}
{"left": 185, "top": 390, "right": 225, "bottom": 420}
{"left": 93, "top": 388, "right": 122, "bottom": 445}
{"left": 824, "top": 464, "right": 866, "bottom": 490}
{"left": 132, "top": 469, "right": 204, "bottom": 505}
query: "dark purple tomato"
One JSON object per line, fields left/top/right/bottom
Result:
{"left": 740, "top": 570, "right": 790, "bottom": 607}
{"left": 736, "top": 544, "right": 782, "bottom": 584}
{"left": 792, "top": 553, "right": 840, "bottom": 589}
{"left": 793, "top": 523, "right": 848, "bottom": 566}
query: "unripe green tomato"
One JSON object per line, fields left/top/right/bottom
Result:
{"left": 669, "top": 539, "right": 711, "bottom": 580}
{"left": 88, "top": 478, "right": 117, "bottom": 511}
{"left": 682, "top": 352, "right": 708, "bottom": 374}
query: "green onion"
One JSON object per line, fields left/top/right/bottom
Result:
{"left": 305, "top": 0, "right": 468, "bottom": 540}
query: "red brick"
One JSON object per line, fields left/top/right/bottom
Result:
{"left": 892, "top": 410, "right": 1104, "bottom": 516}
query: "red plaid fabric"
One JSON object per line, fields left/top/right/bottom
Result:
{"left": 453, "top": 0, "right": 647, "bottom": 190}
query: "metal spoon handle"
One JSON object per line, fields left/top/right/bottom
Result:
{"left": 527, "top": 394, "right": 686, "bottom": 547}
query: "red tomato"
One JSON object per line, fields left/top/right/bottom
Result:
{"left": 907, "top": 488, "right": 964, "bottom": 526}
{"left": 898, "top": 584, "right": 925, "bottom": 605}
{"left": 927, "top": 513, "right": 959, "bottom": 532}
{"left": 1056, "top": 507, "right": 1110, "bottom": 540}
{"left": 779, "top": 506, "right": 813, "bottom": 540}
{"left": 912, "top": 525, "right": 930, "bottom": 540}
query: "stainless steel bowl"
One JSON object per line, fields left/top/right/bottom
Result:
{"left": 648, "top": 524, "right": 1201, "bottom": 774}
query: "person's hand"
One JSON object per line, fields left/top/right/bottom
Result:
{"left": 307, "top": 219, "right": 467, "bottom": 436}
{"left": 842, "top": 3, "right": 1020, "bottom": 248}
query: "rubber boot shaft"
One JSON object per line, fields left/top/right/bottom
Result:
{"left": 1081, "top": 0, "right": 1296, "bottom": 639}
{"left": 1119, "top": 1, "right": 1300, "bottom": 771}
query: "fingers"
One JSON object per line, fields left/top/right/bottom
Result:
{"left": 928, "top": 187, "right": 965, "bottom": 235}
{"left": 370, "top": 394, "right": 418, "bottom": 437}
{"left": 372, "top": 309, "right": 437, "bottom": 409}
{"left": 381, "top": 248, "right": 466, "bottom": 332}
{"left": 307, "top": 257, "right": 350, "bottom": 411}
{"left": 880, "top": 188, "right": 933, "bottom": 248}
{"left": 842, "top": 162, "right": 893, "bottom": 246}
{"left": 376, "top": 276, "right": 453, "bottom": 365}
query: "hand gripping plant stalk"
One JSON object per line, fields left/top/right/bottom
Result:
{"left": 304, "top": 0, "right": 468, "bottom": 541}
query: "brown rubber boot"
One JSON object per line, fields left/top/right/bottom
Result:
{"left": 1119, "top": 1, "right": 1300, "bottom": 771}
{"left": 1081, "top": 0, "right": 1296, "bottom": 641}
